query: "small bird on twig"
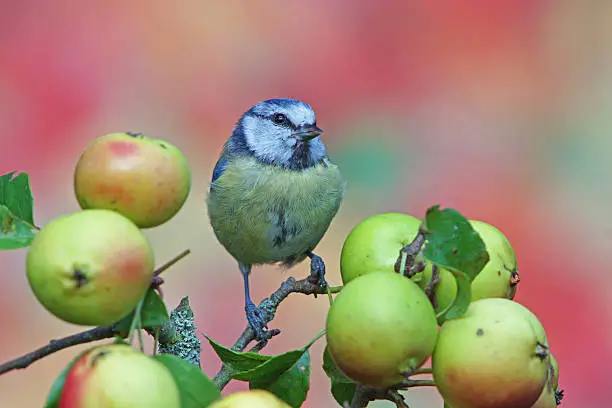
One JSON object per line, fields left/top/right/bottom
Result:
{"left": 207, "top": 98, "right": 345, "bottom": 340}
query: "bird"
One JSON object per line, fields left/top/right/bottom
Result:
{"left": 206, "top": 98, "right": 345, "bottom": 340}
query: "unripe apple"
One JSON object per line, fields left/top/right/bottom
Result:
{"left": 340, "top": 212, "right": 422, "bottom": 284}
{"left": 470, "top": 220, "right": 519, "bottom": 301}
{"left": 26, "top": 209, "right": 155, "bottom": 326}
{"left": 416, "top": 219, "right": 520, "bottom": 313}
{"left": 531, "top": 354, "right": 560, "bottom": 408}
{"left": 208, "top": 389, "right": 290, "bottom": 408}
{"left": 326, "top": 272, "right": 438, "bottom": 388}
{"left": 74, "top": 132, "right": 191, "bottom": 228}
{"left": 432, "top": 298, "right": 550, "bottom": 408}
{"left": 59, "top": 344, "right": 180, "bottom": 407}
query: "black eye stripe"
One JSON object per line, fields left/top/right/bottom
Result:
{"left": 250, "top": 112, "right": 297, "bottom": 130}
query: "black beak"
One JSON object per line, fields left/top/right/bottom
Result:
{"left": 293, "top": 125, "right": 323, "bottom": 141}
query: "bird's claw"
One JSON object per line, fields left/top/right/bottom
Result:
{"left": 245, "top": 301, "right": 269, "bottom": 341}
{"left": 308, "top": 253, "right": 328, "bottom": 288}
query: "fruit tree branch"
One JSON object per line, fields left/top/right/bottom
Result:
{"left": 212, "top": 276, "right": 342, "bottom": 389}
{"left": 0, "top": 325, "right": 117, "bottom": 375}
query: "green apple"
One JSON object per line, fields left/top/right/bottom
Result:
{"left": 532, "top": 354, "right": 560, "bottom": 408}
{"left": 340, "top": 212, "right": 422, "bottom": 284}
{"left": 326, "top": 272, "right": 438, "bottom": 388}
{"left": 432, "top": 298, "right": 550, "bottom": 408}
{"left": 58, "top": 344, "right": 180, "bottom": 407}
{"left": 208, "top": 390, "right": 290, "bottom": 408}
{"left": 26, "top": 209, "right": 155, "bottom": 326}
{"left": 470, "top": 220, "right": 520, "bottom": 301}
{"left": 416, "top": 219, "right": 520, "bottom": 313}
{"left": 74, "top": 132, "right": 191, "bottom": 228}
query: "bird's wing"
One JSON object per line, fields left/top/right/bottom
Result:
{"left": 211, "top": 158, "right": 229, "bottom": 183}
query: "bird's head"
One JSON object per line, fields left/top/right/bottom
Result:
{"left": 234, "top": 98, "right": 327, "bottom": 169}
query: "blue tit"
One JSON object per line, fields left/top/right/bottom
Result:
{"left": 206, "top": 98, "right": 345, "bottom": 340}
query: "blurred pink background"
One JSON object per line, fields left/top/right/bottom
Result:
{"left": 0, "top": 1, "right": 608, "bottom": 406}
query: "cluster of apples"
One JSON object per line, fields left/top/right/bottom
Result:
{"left": 24, "top": 132, "right": 192, "bottom": 407}
{"left": 325, "top": 213, "right": 562, "bottom": 408}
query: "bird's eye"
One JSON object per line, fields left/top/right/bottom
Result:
{"left": 272, "top": 113, "right": 287, "bottom": 125}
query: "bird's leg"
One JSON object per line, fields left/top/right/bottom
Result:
{"left": 306, "top": 250, "right": 328, "bottom": 289}
{"left": 239, "top": 262, "right": 269, "bottom": 341}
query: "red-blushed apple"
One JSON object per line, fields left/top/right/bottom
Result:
{"left": 432, "top": 298, "right": 550, "bottom": 408}
{"left": 26, "top": 209, "right": 155, "bottom": 326}
{"left": 208, "top": 389, "right": 290, "bottom": 408}
{"left": 59, "top": 344, "right": 180, "bottom": 408}
{"left": 74, "top": 132, "right": 191, "bottom": 228}
{"left": 326, "top": 272, "right": 438, "bottom": 388}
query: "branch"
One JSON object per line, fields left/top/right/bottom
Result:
{"left": 0, "top": 325, "right": 117, "bottom": 375}
{"left": 212, "top": 276, "right": 342, "bottom": 389}
{"left": 149, "top": 296, "right": 201, "bottom": 367}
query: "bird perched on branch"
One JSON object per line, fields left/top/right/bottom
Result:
{"left": 207, "top": 98, "right": 345, "bottom": 340}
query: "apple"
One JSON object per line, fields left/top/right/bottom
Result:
{"left": 432, "top": 298, "right": 550, "bottom": 408}
{"left": 74, "top": 131, "right": 191, "bottom": 228}
{"left": 532, "top": 354, "right": 561, "bottom": 408}
{"left": 470, "top": 220, "right": 520, "bottom": 301}
{"left": 59, "top": 344, "right": 180, "bottom": 407}
{"left": 207, "top": 390, "right": 290, "bottom": 408}
{"left": 340, "top": 212, "right": 422, "bottom": 284}
{"left": 326, "top": 272, "right": 438, "bottom": 388}
{"left": 415, "top": 219, "right": 520, "bottom": 313}
{"left": 26, "top": 209, "right": 155, "bottom": 326}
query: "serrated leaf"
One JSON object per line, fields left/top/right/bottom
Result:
{"left": 423, "top": 205, "right": 489, "bottom": 281}
{"left": 204, "top": 335, "right": 269, "bottom": 373}
{"left": 323, "top": 346, "right": 357, "bottom": 406}
{"left": 154, "top": 354, "right": 221, "bottom": 408}
{"left": 0, "top": 172, "right": 37, "bottom": 250}
{"left": 114, "top": 289, "right": 170, "bottom": 336}
{"left": 250, "top": 350, "right": 311, "bottom": 408}
{"left": 437, "top": 272, "right": 471, "bottom": 325}
{"left": 44, "top": 351, "right": 87, "bottom": 408}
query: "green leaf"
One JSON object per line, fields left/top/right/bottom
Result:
{"left": 0, "top": 206, "right": 36, "bottom": 249}
{"left": 422, "top": 205, "right": 489, "bottom": 281}
{"left": 0, "top": 171, "right": 37, "bottom": 250}
{"left": 154, "top": 354, "right": 221, "bottom": 408}
{"left": 114, "top": 289, "right": 170, "bottom": 335}
{"left": 250, "top": 350, "right": 311, "bottom": 408}
{"left": 204, "top": 335, "right": 269, "bottom": 373}
{"left": 437, "top": 272, "right": 472, "bottom": 325}
{"left": 0, "top": 172, "right": 34, "bottom": 223}
{"left": 231, "top": 330, "right": 324, "bottom": 382}
{"left": 322, "top": 346, "right": 357, "bottom": 406}
{"left": 44, "top": 351, "right": 87, "bottom": 408}
{"left": 233, "top": 348, "right": 305, "bottom": 382}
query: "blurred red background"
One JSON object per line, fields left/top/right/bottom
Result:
{"left": 1, "top": 1, "right": 607, "bottom": 406}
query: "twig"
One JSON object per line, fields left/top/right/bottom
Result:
{"left": 0, "top": 325, "right": 117, "bottom": 375}
{"left": 212, "top": 276, "right": 342, "bottom": 389}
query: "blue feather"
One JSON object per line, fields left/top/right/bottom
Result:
{"left": 211, "top": 158, "right": 228, "bottom": 183}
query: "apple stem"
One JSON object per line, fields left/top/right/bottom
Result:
{"left": 153, "top": 249, "right": 192, "bottom": 277}
{"left": 394, "top": 231, "right": 427, "bottom": 277}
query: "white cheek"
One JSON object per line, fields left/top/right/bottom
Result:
{"left": 286, "top": 138, "right": 297, "bottom": 148}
